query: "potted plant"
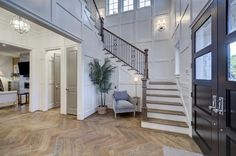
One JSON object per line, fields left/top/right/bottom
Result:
{"left": 89, "top": 58, "right": 115, "bottom": 114}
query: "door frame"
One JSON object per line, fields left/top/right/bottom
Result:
{"left": 44, "top": 48, "right": 62, "bottom": 111}
{"left": 65, "top": 44, "right": 82, "bottom": 118}
{"left": 191, "top": 1, "right": 218, "bottom": 155}
{"left": 217, "top": 0, "right": 236, "bottom": 155}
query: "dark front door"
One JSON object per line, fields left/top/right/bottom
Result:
{"left": 193, "top": 0, "right": 236, "bottom": 156}
{"left": 218, "top": 0, "right": 236, "bottom": 155}
{"left": 192, "top": 2, "right": 218, "bottom": 156}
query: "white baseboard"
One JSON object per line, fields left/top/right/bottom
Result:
{"left": 77, "top": 107, "right": 97, "bottom": 120}
{"left": 141, "top": 121, "right": 189, "bottom": 135}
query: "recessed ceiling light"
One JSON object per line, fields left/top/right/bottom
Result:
{"left": 2, "top": 44, "right": 6, "bottom": 47}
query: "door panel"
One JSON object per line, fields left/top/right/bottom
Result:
{"left": 192, "top": 2, "right": 218, "bottom": 156}
{"left": 195, "top": 85, "right": 212, "bottom": 114}
{"left": 54, "top": 53, "right": 61, "bottom": 107}
{"left": 66, "top": 47, "right": 77, "bottom": 115}
{"left": 218, "top": 0, "right": 236, "bottom": 155}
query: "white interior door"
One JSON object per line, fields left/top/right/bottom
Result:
{"left": 66, "top": 47, "right": 77, "bottom": 115}
{"left": 54, "top": 53, "right": 61, "bottom": 107}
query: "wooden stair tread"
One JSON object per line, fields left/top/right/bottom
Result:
{"left": 146, "top": 118, "right": 188, "bottom": 128}
{"left": 147, "top": 88, "right": 178, "bottom": 91}
{"left": 149, "top": 82, "right": 176, "bottom": 85}
{"left": 147, "top": 94, "right": 180, "bottom": 98}
{"left": 146, "top": 100, "right": 182, "bottom": 106}
{"left": 148, "top": 109, "right": 185, "bottom": 116}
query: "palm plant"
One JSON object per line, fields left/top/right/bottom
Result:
{"left": 89, "top": 58, "right": 115, "bottom": 106}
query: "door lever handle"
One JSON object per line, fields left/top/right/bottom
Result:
{"left": 66, "top": 88, "right": 69, "bottom": 91}
{"left": 209, "top": 95, "right": 217, "bottom": 111}
{"left": 213, "top": 108, "right": 219, "bottom": 113}
{"left": 218, "top": 97, "right": 224, "bottom": 116}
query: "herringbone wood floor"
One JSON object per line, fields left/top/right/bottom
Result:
{"left": 0, "top": 106, "right": 201, "bottom": 156}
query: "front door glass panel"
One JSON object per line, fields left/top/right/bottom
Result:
{"left": 228, "top": 41, "right": 236, "bottom": 81}
{"left": 196, "top": 52, "right": 212, "bottom": 80}
{"left": 228, "top": 0, "right": 236, "bottom": 34}
{"left": 195, "top": 17, "right": 212, "bottom": 52}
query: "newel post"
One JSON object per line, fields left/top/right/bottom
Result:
{"left": 142, "top": 49, "right": 149, "bottom": 121}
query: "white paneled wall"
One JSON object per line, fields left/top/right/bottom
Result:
{"left": 96, "top": 0, "right": 173, "bottom": 101}
{"left": 170, "top": 0, "right": 211, "bottom": 135}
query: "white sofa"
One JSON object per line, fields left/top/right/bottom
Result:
{"left": 0, "top": 91, "right": 17, "bottom": 108}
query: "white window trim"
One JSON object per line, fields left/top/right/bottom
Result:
{"left": 138, "top": 0, "right": 152, "bottom": 8}
{"left": 122, "top": 0, "right": 135, "bottom": 12}
{"left": 106, "top": 0, "right": 120, "bottom": 16}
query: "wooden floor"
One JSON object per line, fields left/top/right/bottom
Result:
{"left": 0, "top": 106, "right": 201, "bottom": 156}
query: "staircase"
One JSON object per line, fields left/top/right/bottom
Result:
{"left": 141, "top": 81, "right": 189, "bottom": 135}
{"left": 88, "top": 0, "right": 189, "bottom": 135}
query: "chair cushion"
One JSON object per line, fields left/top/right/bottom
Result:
{"left": 116, "top": 100, "right": 135, "bottom": 110}
{"left": 114, "top": 91, "right": 129, "bottom": 101}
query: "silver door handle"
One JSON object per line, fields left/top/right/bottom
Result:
{"left": 213, "top": 108, "right": 219, "bottom": 113}
{"left": 209, "top": 95, "right": 217, "bottom": 111}
{"left": 218, "top": 97, "right": 224, "bottom": 116}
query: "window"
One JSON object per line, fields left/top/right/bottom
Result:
{"left": 195, "top": 17, "right": 212, "bottom": 52}
{"left": 123, "top": 0, "right": 134, "bottom": 12}
{"left": 228, "top": 41, "right": 236, "bottom": 81}
{"left": 108, "top": 0, "right": 119, "bottom": 15}
{"left": 195, "top": 52, "right": 212, "bottom": 80}
{"left": 139, "top": 0, "right": 151, "bottom": 8}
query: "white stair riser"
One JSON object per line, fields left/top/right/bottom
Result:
{"left": 147, "top": 90, "right": 179, "bottom": 96}
{"left": 147, "top": 96, "right": 181, "bottom": 103}
{"left": 147, "top": 112, "right": 187, "bottom": 122}
{"left": 147, "top": 85, "right": 178, "bottom": 90}
{"left": 147, "top": 104, "right": 184, "bottom": 112}
{"left": 141, "top": 121, "right": 189, "bottom": 135}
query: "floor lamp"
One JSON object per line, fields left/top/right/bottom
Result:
{"left": 134, "top": 77, "right": 138, "bottom": 98}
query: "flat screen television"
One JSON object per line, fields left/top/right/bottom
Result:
{"left": 18, "top": 62, "right": 29, "bottom": 77}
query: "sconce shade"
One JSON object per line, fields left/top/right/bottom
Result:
{"left": 0, "top": 71, "right": 4, "bottom": 76}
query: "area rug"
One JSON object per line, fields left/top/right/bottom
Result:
{"left": 163, "top": 146, "right": 203, "bottom": 156}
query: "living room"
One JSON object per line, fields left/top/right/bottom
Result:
{"left": 0, "top": 45, "right": 30, "bottom": 109}
{"left": 0, "top": 7, "right": 79, "bottom": 114}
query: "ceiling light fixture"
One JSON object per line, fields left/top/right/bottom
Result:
{"left": 10, "top": 16, "right": 31, "bottom": 34}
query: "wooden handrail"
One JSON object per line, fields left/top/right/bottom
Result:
{"left": 92, "top": 0, "right": 102, "bottom": 20}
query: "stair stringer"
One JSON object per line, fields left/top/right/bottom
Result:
{"left": 104, "top": 53, "right": 143, "bottom": 79}
{"left": 175, "top": 77, "right": 192, "bottom": 136}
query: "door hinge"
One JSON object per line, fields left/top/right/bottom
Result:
{"left": 191, "top": 121, "right": 193, "bottom": 126}
{"left": 191, "top": 92, "right": 193, "bottom": 98}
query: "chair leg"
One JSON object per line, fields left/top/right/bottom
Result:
{"left": 134, "top": 111, "right": 136, "bottom": 117}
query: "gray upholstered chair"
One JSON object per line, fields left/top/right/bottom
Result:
{"left": 113, "top": 90, "right": 136, "bottom": 118}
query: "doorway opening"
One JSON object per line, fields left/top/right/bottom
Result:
{"left": 45, "top": 49, "right": 61, "bottom": 110}
{"left": 0, "top": 7, "right": 80, "bottom": 116}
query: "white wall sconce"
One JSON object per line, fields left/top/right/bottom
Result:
{"left": 157, "top": 19, "right": 167, "bottom": 32}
